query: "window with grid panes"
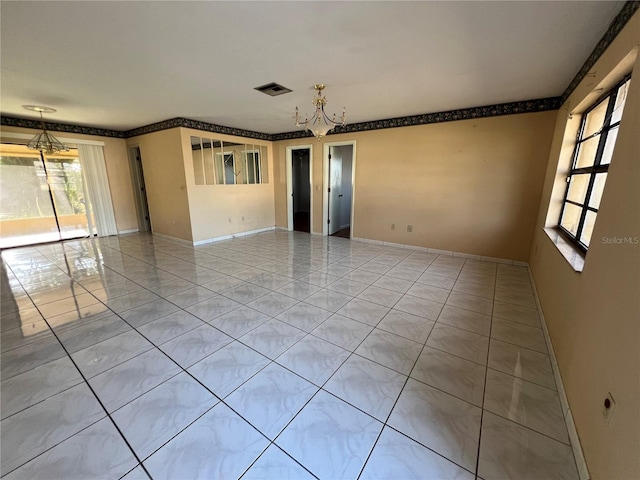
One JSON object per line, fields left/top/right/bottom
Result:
{"left": 558, "top": 75, "right": 631, "bottom": 250}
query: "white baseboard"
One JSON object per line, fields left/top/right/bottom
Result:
{"left": 233, "top": 226, "right": 275, "bottom": 238}
{"left": 404, "top": 244, "right": 430, "bottom": 252}
{"left": 382, "top": 241, "right": 405, "bottom": 248}
{"left": 151, "top": 232, "right": 194, "bottom": 246}
{"left": 528, "top": 267, "right": 590, "bottom": 480}
{"left": 352, "top": 237, "right": 383, "bottom": 245}
{"left": 454, "top": 251, "right": 483, "bottom": 260}
{"left": 429, "top": 247, "right": 454, "bottom": 256}
{"left": 192, "top": 226, "right": 276, "bottom": 246}
{"left": 193, "top": 234, "right": 233, "bottom": 245}
{"left": 351, "top": 236, "right": 521, "bottom": 264}
{"left": 117, "top": 228, "right": 139, "bottom": 235}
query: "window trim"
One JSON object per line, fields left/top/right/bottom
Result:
{"left": 242, "top": 148, "right": 262, "bottom": 184}
{"left": 215, "top": 151, "right": 237, "bottom": 185}
{"left": 190, "top": 136, "right": 269, "bottom": 186}
{"left": 557, "top": 73, "right": 631, "bottom": 252}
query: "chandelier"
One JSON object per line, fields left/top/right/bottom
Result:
{"left": 294, "top": 84, "right": 346, "bottom": 139}
{"left": 23, "top": 105, "right": 70, "bottom": 155}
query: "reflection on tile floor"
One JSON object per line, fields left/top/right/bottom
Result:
{"left": 0, "top": 231, "right": 579, "bottom": 479}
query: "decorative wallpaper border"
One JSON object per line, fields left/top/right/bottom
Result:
{"left": 271, "top": 97, "right": 562, "bottom": 141}
{"left": 124, "top": 117, "right": 271, "bottom": 141}
{"left": 1, "top": 2, "right": 636, "bottom": 143}
{"left": 1, "top": 115, "right": 272, "bottom": 142}
{"left": 0, "top": 115, "right": 125, "bottom": 138}
{"left": 123, "top": 118, "right": 184, "bottom": 138}
{"left": 561, "top": 1, "right": 639, "bottom": 104}
{"left": 0, "top": 96, "right": 583, "bottom": 143}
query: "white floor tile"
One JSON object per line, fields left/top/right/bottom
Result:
{"left": 242, "top": 444, "right": 314, "bottom": 480}
{"left": 355, "top": 329, "right": 423, "bottom": 375}
{"left": 113, "top": 372, "right": 217, "bottom": 459}
{"left": 483, "top": 369, "right": 568, "bottom": 443}
{"left": 0, "top": 232, "right": 580, "bottom": 480}
{"left": 187, "top": 341, "right": 270, "bottom": 398}
{"left": 144, "top": 403, "right": 268, "bottom": 479}
{"left": 360, "top": 426, "right": 474, "bottom": 480}
{"left": 3, "top": 418, "right": 138, "bottom": 480}
{"left": 276, "top": 390, "right": 382, "bottom": 479}
{"left": 311, "top": 314, "right": 373, "bottom": 351}
{"left": 324, "top": 355, "right": 406, "bottom": 421}
{"left": 226, "top": 363, "right": 317, "bottom": 439}
{"left": 388, "top": 379, "right": 481, "bottom": 472}
{"left": 411, "top": 347, "right": 486, "bottom": 406}
{"left": 478, "top": 412, "right": 578, "bottom": 480}
{"left": 1, "top": 383, "right": 105, "bottom": 476}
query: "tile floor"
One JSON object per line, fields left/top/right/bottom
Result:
{"left": 0, "top": 231, "right": 580, "bottom": 479}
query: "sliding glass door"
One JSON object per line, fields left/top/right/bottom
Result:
{"left": 0, "top": 144, "right": 95, "bottom": 249}
{"left": 44, "top": 155, "right": 93, "bottom": 240}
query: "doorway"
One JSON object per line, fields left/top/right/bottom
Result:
{"left": 0, "top": 143, "right": 95, "bottom": 248}
{"left": 286, "top": 146, "right": 312, "bottom": 233}
{"left": 128, "top": 146, "right": 151, "bottom": 232}
{"left": 323, "top": 142, "right": 355, "bottom": 238}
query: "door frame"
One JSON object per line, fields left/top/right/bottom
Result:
{"left": 323, "top": 140, "right": 356, "bottom": 237}
{"left": 0, "top": 142, "right": 93, "bottom": 248}
{"left": 285, "top": 145, "right": 313, "bottom": 232}
{"left": 127, "top": 145, "right": 151, "bottom": 232}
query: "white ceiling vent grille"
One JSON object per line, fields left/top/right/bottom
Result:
{"left": 254, "top": 82, "right": 292, "bottom": 97}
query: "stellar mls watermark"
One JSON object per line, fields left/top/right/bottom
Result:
{"left": 602, "top": 236, "right": 639, "bottom": 245}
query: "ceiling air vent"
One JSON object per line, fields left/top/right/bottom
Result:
{"left": 254, "top": 82, "right": 292, "bottom": 97}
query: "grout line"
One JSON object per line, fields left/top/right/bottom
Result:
{"left": 474, "top": 262, "right": 495, "bottom": 478}
{"left": 4, "top": 247, "right": 296, "bottom": 477}
{"left": 238, "top": 443, "right": 319, "bottom": 480}
{"left": 6, "top": 269, "right": 154, "bottom": 479}
{"left": 2, "top": 233, "right": 574, "bottom": 479}
{"left": 527, "top": 265, "right": 589, "bottom": 480}
{"left": 356, "top": 258, "right": 478, "bottom": 478}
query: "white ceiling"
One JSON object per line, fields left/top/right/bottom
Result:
{"left": 0, "top": 1, "right": 624, "bottom": 134}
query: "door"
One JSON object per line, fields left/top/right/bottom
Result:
{"left": 287, "top": 146, "right": 312, "bottom": 232}
{"left": 44, "top": 155, "right": 93, "bottom": 240}
{"left": 129, "top": 147, "right": 151, "bottom": 232}
{"left": 0, "top": 144, "right": 93, "bottom": 248}
{"left": 292, "top": 149, "right": 311, "bottom": 232}
{"left": 328, "top": 148, "right": 342, "bottom": 235}
{"left": 323, "top": 142, "right": 355, "bottom": 237}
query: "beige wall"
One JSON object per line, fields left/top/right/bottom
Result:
{"left": 180, "top": 128, "right": 275, "bottom": 243}
{"left": 0, "top": 126, "right": 138, "bottom": 232}
{"left": 528, "top": 11, "right": 639, "bottom": 480}
{"left": 126, "top": 128, "right": 193, "bottom": 241}
{"left": 1, "top": 13, "right": 637, "bottom": 477}
{"left": 273, "top": 111, "right": 555, "bottom": 260}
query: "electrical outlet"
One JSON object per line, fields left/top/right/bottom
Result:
{"left": 391, "top": 224, "right": 395, "bottom": 230}
{"left": 228, "top": 218, "right": 232, "bottom": 223}
{"left": 602, "top": 393, "right": 616, "bottom": 425}
{"left": 242, "top": 216, "right": 245, "bottom": 221}
{"left": 407, "top": 225, "right": 413, "bottom": 233}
